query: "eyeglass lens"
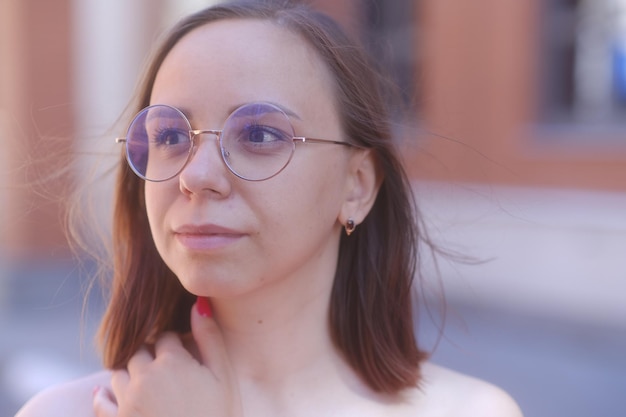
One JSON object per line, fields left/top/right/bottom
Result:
{"left": 124, "top": 103, "right": 297, "bottom": 181}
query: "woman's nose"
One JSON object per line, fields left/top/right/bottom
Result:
{"left": 178, "top": 133, "right": 232, "bottom": 197}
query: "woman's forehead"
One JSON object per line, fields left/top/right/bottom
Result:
{"left": 151, "top": 18, "right": 340, "bottom": 128}
{"left": 164, "top": 19, "right": 323, "bottom": 74}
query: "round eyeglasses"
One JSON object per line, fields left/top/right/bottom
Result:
{"left": 116, "top": 102, "right": 360, "bottom": 182}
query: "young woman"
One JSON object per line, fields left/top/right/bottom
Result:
{"left": 16, "top": 2, "right": 523, "bottom": 416}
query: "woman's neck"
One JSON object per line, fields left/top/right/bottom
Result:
{"left": 211, "top": 274, "right": 336, "bottom": 383}
{"left": 183, "top": 273, "right": 402, "bottom": 416}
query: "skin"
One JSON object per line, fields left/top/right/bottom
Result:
{"left": 15, "top": 18, "right": 523, "bottom": 417}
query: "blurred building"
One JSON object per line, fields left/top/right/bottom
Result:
{"left": 3, "top": 0, "right": 624, "bottom": 312}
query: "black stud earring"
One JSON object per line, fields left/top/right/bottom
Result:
{"left": 345, "top": 218, "right": 356, "bottom": 236}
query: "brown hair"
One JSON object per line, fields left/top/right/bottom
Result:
{"left": 99, "top": 1, "right": 428, "bottom": 394}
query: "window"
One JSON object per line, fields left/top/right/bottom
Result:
{"left": 540, "top": 0, "right": 626, "bottom": 126}
{"left": 362, "top": 0, "right": 419, "bottom": 112}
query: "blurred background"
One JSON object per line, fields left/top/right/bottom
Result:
{"left": 1, "top": 0, "right": 625, "bottom": 415}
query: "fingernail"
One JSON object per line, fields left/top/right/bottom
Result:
{"left": 196, "top": 296, "right": 212, "bottom": 317}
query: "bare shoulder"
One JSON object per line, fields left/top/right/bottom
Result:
{"left": 408, "top": 362, "right": 524, "bottom": 417}
{"left": 14, "top": 371, "right": 111, "bottom": 417}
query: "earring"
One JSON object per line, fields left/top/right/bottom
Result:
{"left": 345, "top": 218, "right": 356, "bottom": 236}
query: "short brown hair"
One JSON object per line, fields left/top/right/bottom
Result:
{"left": 99, "top": 1, "right": 427, "bottom": 394}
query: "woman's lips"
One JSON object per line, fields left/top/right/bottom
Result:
{"left": 174, "top": 224, "right": 245, "bottom": 250}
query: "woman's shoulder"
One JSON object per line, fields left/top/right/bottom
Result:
{"left": 408, "top": 362, "right": 523, "bottom": 417}
{"left": 14, "top": 370, "right": 111, "bottom": 417}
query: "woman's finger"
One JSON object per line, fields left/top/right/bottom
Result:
{"left": 127, "top": 346, "right": 153, "bottom": 374}
{"left": 191, "top": 296, "right": 231, "bottom": 377}
{"left": 92, "top": 386, "right": 118, "bottom": 417}
{"left": 154, "top": 331, "right": 190, "bottom": 360}
{"left": 110, "top": 369, "right": 130, "bottom": 399}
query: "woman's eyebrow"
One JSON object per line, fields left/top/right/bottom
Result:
{"left": 158, "top": 101, "right": 303, "bottom": 124}
{"left": 268, "top": 102, "right": 302, "bottom": 120}
{"left": 228, "top": 101, "right": 303, "bottom": 120}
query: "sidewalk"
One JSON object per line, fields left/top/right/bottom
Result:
{"left": 415, "top": 182, "right": 626, "bottom": 328}
{"left": 0, "top": 261, "right": 102, "bottom": 415}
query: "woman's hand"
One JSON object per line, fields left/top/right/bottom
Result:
{"left": 93, "top": 297, "right": 242, "bottom": 417}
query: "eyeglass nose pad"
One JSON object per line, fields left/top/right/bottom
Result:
{"left": 185, "top": 130, "right": 228, "bottom": 171}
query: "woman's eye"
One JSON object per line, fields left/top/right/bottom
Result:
{"left": 153, "top": 128, "right": 188, "bottom": 146}
{"left": 248, "top": 128, "right": 271, "bottom": 143}
{"left": 244, "top": 125, "right": 288, "bottom": 144}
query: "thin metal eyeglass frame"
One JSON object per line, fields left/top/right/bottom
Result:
{"left": 115, "top": 103, "right": 363, "bottom": 182}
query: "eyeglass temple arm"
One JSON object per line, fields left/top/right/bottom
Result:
{"left": 293, "top": 137, "right": 363, "bottom": 148}
{"left": 113, "top": 136, "right": 363, "bottom": 148}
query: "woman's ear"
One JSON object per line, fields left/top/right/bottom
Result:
{"left": 339, "top": 149, "right": 381, "bottom": 226}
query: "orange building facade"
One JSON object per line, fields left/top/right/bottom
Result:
{"left": 1, "top": 0, "right": 625, "bottom": 259}
{"left": 413, "top": 0, "right": 626, "bottom": 192}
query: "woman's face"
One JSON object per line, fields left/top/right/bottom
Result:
{"left": 145, "top": 19, "right": 356, "bottom": 299}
